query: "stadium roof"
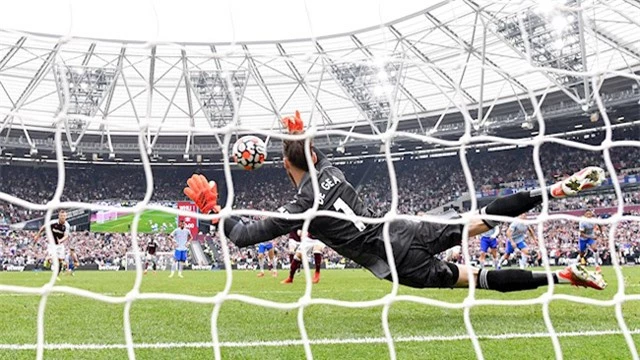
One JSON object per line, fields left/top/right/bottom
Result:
{"left": 0, "top": 0, "right": 639, "bottom": 158}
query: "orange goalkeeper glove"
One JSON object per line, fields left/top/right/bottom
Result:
{"left": 183, "top": 174, "right": 220, "bottom": 215}
{"left": 281, "top": 110, "right": 304, "bottom": 134}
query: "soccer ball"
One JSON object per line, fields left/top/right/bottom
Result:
{"left": 232, "top": 135, "right": 267, "bottom": 170}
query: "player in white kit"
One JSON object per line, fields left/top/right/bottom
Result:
{"left": 169, "top": 220, "right": 193, "bottom": 278}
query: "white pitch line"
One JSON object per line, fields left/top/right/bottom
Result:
{"left": 0, "top": 289, "right": 389, "bottom": 297}
{"left": 2, "top": 328, "right": 639, "bottom": 351}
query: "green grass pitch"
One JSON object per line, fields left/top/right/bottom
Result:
{"left": 1, "top": 267, "right": 639, "bottom": 359}
{"left": 90, "top": 210, "right": 177, "bottom": 233}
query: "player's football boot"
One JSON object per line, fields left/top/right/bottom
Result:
{"left": 595, "top": 265, "right": 602, "bottom": 274}
{"left": 168, "top": 273, "right": 174, "bottom": 278}
{"left": 281, "top": 277, "right": 293, "bottom": 284}
{"left": 312, "top": 272, "right": 320, "bottom": 284}
{"left": 257, "top": 272, "right": 265, "bottom": 278}
{"left": 271, "top": 270, "right": 278, "bottom": 278}
{"left": 558, "top": 264, "right": 607, "bottom": 290}
{"left": 550, "top": 167, "right": 606, "bottom": 198}
{"left": 143, "top": 270, "right": 148, "bottom": 275}
{"left": 178, "top": 273, "right": 184, "bottom": 278}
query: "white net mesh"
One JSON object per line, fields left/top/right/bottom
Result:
{"left": 0, "top": 1, "right": 639, "bottom": 359}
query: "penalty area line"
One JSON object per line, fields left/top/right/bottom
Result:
{"left": 2, "top": 328, "right": 639, "bottom": 351}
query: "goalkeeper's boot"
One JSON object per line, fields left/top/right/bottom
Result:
{"left": 281, "top": 277, "right": 293, "bottom": 284}
{"left": 558, "top": 264, "right": 607, "bottom": 290}
{"left": 550, "top": 167, "right": 605, "bottom": 198}
{"left": 312, "top": 271, "right": 320, "bottom": 284}
{"left": 257, "top": 272, "right": 265, "bottom": 278}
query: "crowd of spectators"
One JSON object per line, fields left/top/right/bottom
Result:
{"left": 1, "top": 129, "right": 640, "bottom": 269}
{"left": 0, "top": 231, "right": 175, "bottom": 268}
{"left": 3, "top": 208, "right": 639, "bottom": 269}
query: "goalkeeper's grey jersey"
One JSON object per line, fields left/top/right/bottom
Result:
{"left": 225, "top": 154, "right": 412, "bottom": 279}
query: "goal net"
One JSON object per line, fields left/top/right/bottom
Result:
{"left": 0, "top": 1, "right": 639, "bottom": 359}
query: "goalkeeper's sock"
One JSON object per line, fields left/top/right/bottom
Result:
{"left": 178, "top": 262, "right": 183, "bottom": 274}
{"left": 170, "top": 262, "right": 177, "bottom": 274}
{"left": 272, "top": 256, "right": 278, "bottom": 271}
{"left": 480, "top": 191, "right": 543, "bottom": 228}
{"left": 314, "top": 253, "right": 322, "bottom": 273}
{"left": 258, "top": 257, "right": 264, "bottom": 272}
{"left": 289, "top": 258, "right": 301, "bottom": 281}
{"left": 477, "top": 269, "right": 558, "bottom": 292}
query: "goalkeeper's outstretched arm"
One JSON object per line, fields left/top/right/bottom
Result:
{"left": 220, "top": 215, "right": 302, "bottom": 248}
{"left": 183, "top": 173, "right": 310, "bottom": 248}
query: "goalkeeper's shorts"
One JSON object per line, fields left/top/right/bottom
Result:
{"left": 389, "top": 215, "right": 464, "bottom": 289}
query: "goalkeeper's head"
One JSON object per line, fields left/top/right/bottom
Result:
{"left": 282, "top": 139, "right": 317, "bottom": 187}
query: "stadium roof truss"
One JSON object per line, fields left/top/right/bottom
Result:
{"left": 0, "top": 0, "right": 639, "bottom": 158}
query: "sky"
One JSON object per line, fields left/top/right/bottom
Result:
{"left": 0, "top": 0, "right": 432, "bottom": 44}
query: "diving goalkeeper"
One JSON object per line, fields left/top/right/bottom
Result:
{"left": 184, "top": 112, "right": 607, "bottom": 292}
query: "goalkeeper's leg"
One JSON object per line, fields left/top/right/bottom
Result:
{"left": 472, "top": 166, "right": 605, "bottom": 236}
{"left": 454, "top": 263, "right": 606, "bottom": 292}
{"left": 393, "top": 248, "right": 604, "bottom": 291}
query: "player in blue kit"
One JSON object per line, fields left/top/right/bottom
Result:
{"left": 256, "top": 241, "right": 278, "bottom": 277}
{"left": 478, "top": 226, "right": 500, "bottom": 269}
{"left": 579, "top": 209, "right": 602, "bottom": 268}
{"left": 169, "top": 220, "right": 193, "bottom": 278}
{"left": 65, "top": 248, "right": 79, "bottom": 276}
{"left": 499, "top": 214, "right": 535, "bottom": 269}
